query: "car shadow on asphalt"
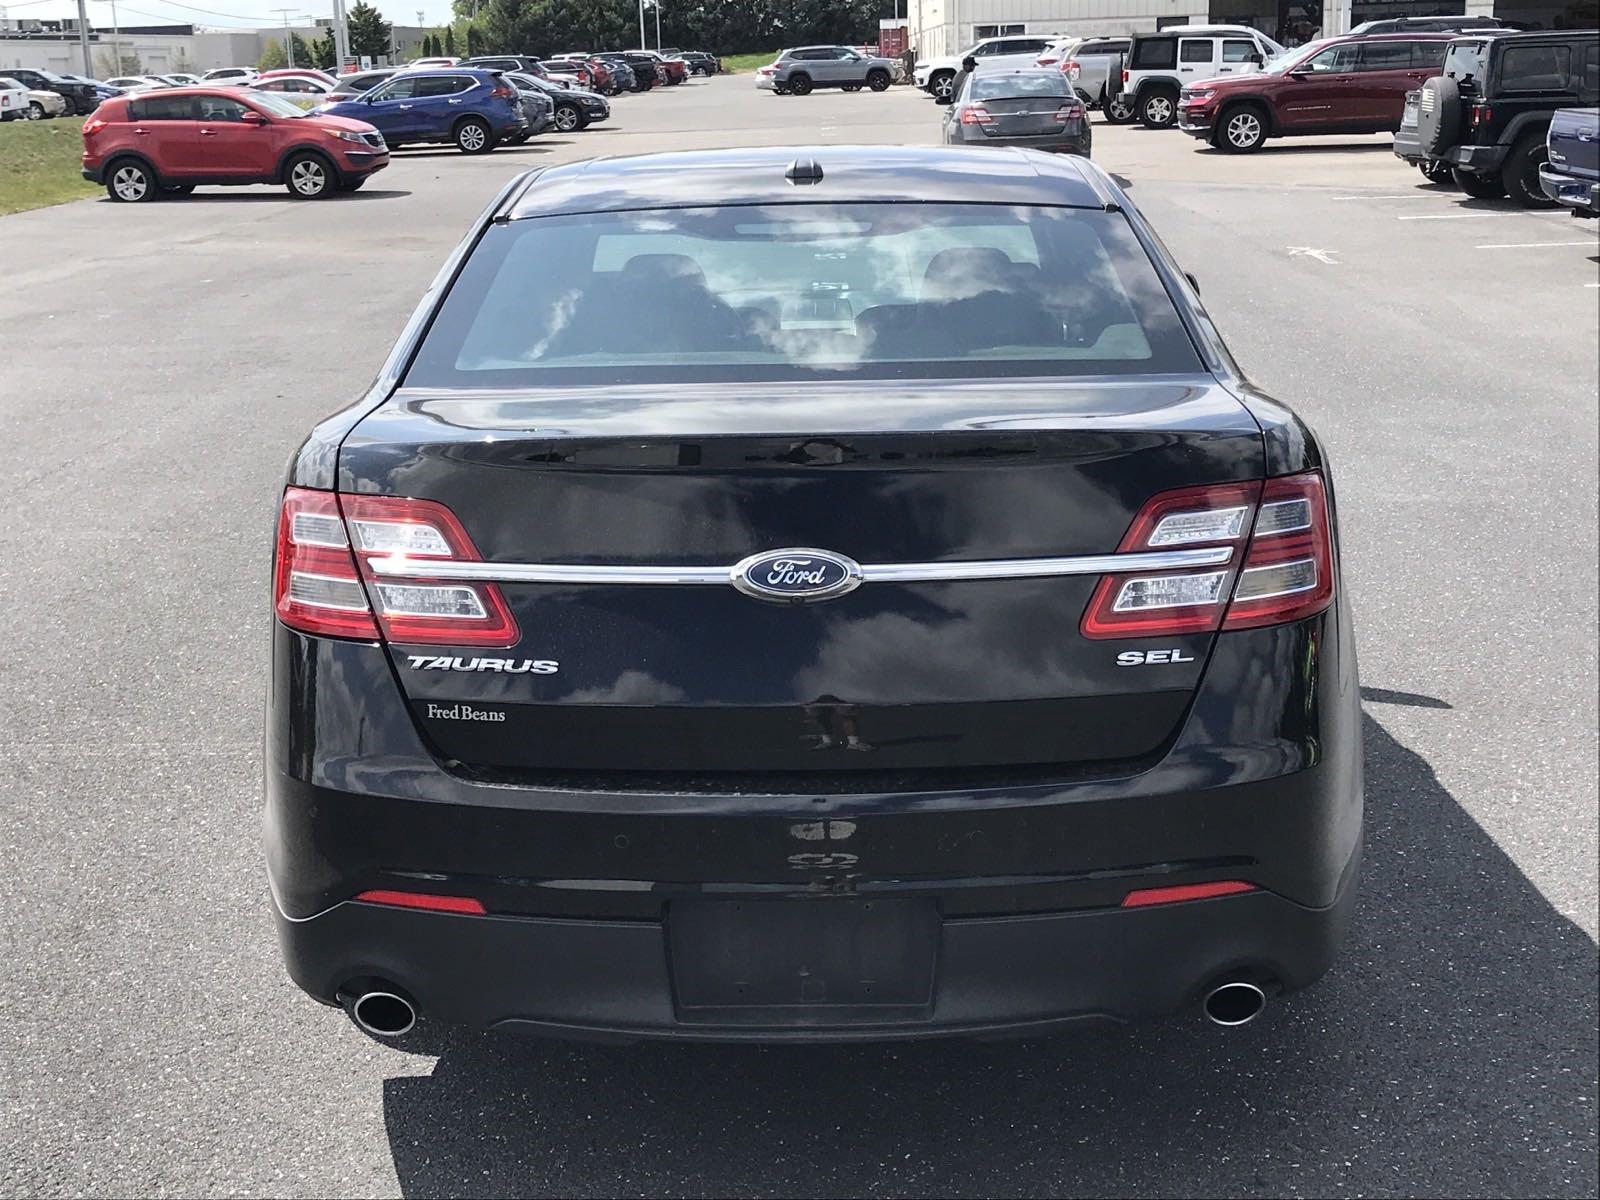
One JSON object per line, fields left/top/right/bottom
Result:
{"left": 375, "top": 712, "right": 1598, "bottom": 1198}
{"left": 1191, "top": 141, "right": 1395, "bottom": 155}
{"left": 95, "top": 189, "right": 413, "bottom": 204}
{"left": 392, "top": 142, "right": 573, "bottom": 160}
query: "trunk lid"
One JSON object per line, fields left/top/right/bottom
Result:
{"left": 339, "top": 378, "right": 1263, "bottom": 782}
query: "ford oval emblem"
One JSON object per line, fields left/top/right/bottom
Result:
{"left": 731, "top": 548, "right": 863, "bottom": 603}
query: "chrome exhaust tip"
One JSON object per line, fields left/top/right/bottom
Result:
{"left": 1203, "top": 980, "right": 1267, "bottom": 1027}
{"left": 347, "top": 990, "right": 417, "bottom": 1038}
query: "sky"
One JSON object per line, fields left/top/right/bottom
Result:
{"left": 2, "top": 0, "right": 457, "bottom": 31}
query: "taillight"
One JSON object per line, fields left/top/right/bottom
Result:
{"left": 1122, "top": 68, "right": 1130, "bottom": 84}
{"left": 959, "top": 104, "right": 994, "bottom": 125}
{"left": 82, "top": 115, "right": 107, "bottom": 135}
{"left": 272, "top": 488, "right": 519, "bottom": 647}
{"left": 1220, "top": 472, "right": 1334, "bottom": 630}
{"left": 1037, "top": 55, "right": 1058, "bottom": 66}
{"left": 1080, "top": 472, "right": 1334, "bottom": 639}
{"left": 1470, "top": 102, "right": 1492, "bottom": 126}
{"left": 273, "top": 487, "right": 381, "bottom": 640}
{"left": 1065, "top": 59, "right": 1082, "bottom": 80}
{"left": 1055, "top": 102, "right": 1086, "bottom": 122}
{"left": 491, "top": 83, "right": 515, "bottom": 99}
{"left": 341, "top": 493, "right": 520, "bottom": 647}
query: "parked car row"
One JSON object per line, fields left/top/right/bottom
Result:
{"left": 0, "top": 74, "right": 69, "bottom": 120}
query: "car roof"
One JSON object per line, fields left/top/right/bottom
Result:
{"left": 505, "top": 146, "right": 1114, "bottom": 219}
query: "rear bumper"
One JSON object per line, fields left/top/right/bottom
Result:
{"left": 1393, "top": 126, "right": 1425, "bottom": 163}
{"left": 1539, "top": 163, "right": 1600, "bottom": 215}
{"left": 947, "top": 129, "right": 1092, "bottom": 155}
{"left": 266, "top": 595, "right": 1363, "bottom": 1039}
{"left": 276, "top": 854, "right": 1358, "bottom": 1042}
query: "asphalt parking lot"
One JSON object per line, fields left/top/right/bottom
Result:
{"left": 1, "top": 75, "right": 1596, "bottom": 1198}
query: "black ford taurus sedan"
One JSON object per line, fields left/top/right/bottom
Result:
{"left": 267, "top": 146, "right": 1361, "bottom": 1042}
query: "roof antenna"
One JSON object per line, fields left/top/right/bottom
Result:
{"left": 786, "top": 157, "right": 824, "bottom": 185}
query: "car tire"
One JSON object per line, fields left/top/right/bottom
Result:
{"left": 1218, "top": 103, "right": 1267, "bottom": 153}
{"left": 1139, "top": 88, "right": 1178, "bottom": 129}
{"left": 284, "top": 152, "right": 337, "bottom": 198}
{"left": 842, "top": 83, "right": 862, "bottom": 92}
{"left": 866, "top": 70, "right": 891, "bottom": 92}
{"left": 1501, "top": 132, "right": 1557, "bottom": 209}
{"left": 788, "top": 73, "right": 813, "bottom": 96}
{"left": 930, "top": 71, "right": 955, "bottom": 101}
{"left": 160, "top": 183, "right": 196, "bottom": 195}
{"left": 773, "top": 82, "right": 790, "bottom": 95}
{"left": 552, "top": 103, "right": 582, "bottom": 132}
{"left": 1419, "top": 160, "right": 1455, "bottom": 185}
{"left": 1103, "top": 93, "right": 1136, "bottom": 124}
{"left": 454, "top": 117, "right": 494, "bottom": 154}
{"left": 26, "top": 101, "right": 45, "bottom": 120}
{"left": 105, "top": 158, "right": 158, "bottom": 203}
{"left": 1452, "top": 168, "right": 1505, "bottom": 199}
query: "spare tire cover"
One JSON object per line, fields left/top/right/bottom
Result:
{"left": 1417, "top": 75, "right": 1462, "bottom": 158}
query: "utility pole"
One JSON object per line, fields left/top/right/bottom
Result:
{"left": 637, "top": 0, "right": 645, "bottom": 52}
{"left": 271, "top": 9, "right": 298, "bottom": 67}
{"left": 108, "top": 0, "right": 122, "bottom": 76}
{"left": 654, "top": 0, "right": 661, "bottom": 52}
{"left": 75, "top": 0, "right": 93, "bottom": 75}
{"left": 331, "top": 0, "right": 349, "bottom": 72}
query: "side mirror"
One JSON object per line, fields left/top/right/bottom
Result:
{"left": 1288, "top": 69, "right": 1310, "bottom": 79}
{"left": 1248, "top": 53, "right": 1264, "bottom": 67}
{"left": 240, "top": 109, "right": 267, "bottom": 125}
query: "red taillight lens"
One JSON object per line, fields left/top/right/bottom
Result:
{"left": 1081, "top": 480, "right": 1260, "bottom": 639}
{"left": 1221, "top": 472, "right": 1334, "bottom": 630}
{"left": 1055, "top": 102, "right": 1086, "bottom": 122}
{"left": 491, "top": 83, "right": 515, "bottom": 98}
{"left": 274, "top": 487, "right": 382, "bottom": 640}
{"left": 82, "top": 115, "right": 107, "bottom": 135}
{"left": 1080, "top": 473, "right": 1335, "bottom": 639}
{"left": 960, "top": 104, "right": 994, "bottom": 125}
{"left": 354, "top": 889, "right": 487, "bottom": 915}
{"left": 1065, "top": 59, "right": 1082, "bottom": 79}
{"left": 1121, "top": 880, "right": 1257, "bottom": 908}
{"left": 1037, "top": 55, "right": 1058, "bottom": 66}
{"left": 341, "top": 493, "right": 520, "bottom": 648}
{"left": 1470, "top": 102, "right": 1492, "bottom": 125}
{"left": 1122, "top": 68, "right": 1130, "bottom": 83}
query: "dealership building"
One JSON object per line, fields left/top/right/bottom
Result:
{"left": 903, "top": 1, "right": 1599, "bottom": 57}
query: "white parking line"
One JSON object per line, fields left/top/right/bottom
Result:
{"left": 1475, "top": 240, "right": 1599, "bottom": 249}
{"left": 1397, "top": 213, "right": 1486, "bottom": 220}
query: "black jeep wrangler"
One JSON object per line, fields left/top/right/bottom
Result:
{"left": 1395, "top": 29, "right": 1600, "bottom": 206}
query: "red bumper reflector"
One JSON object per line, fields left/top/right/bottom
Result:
{"left": 1120, "top": 880, "right": 1257, "bottom": 908}
{"left": 354, "top": 889, "right": 487, "bottom": 915}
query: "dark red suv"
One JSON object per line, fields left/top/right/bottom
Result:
{"left": 1178, "top": 32, "right": 1453, "bottom": 152}
{"left": 82, "top": 87, "right": 389, "bottom": 202}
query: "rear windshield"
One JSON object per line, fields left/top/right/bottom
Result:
{"left": 1131, "top": 37, "right": 1176, "bottom": 70}
{"left": 971, "top": 72, "right": 1072, "bottom": 99}
{"left": 406, "top": 203, "right": 1201, "bottom": 387}
{"left": 1443, "top": 40, "right": 1490, "bottom": 86}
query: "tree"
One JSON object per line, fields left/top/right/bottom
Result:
{"left": 444, "top": 25, "right": 457, "bottom": 56}
{"left": 95, "top": 49, "right": 142, "bottom": 76}
{"left": 465, "top": 22, "right": 484, "bottom": 56}
{"left": 347, "top": 1, "right": 393, "bottom": 59}
{"left": 310, "top": 33, "right": 337, "bottom": 70}
{"left": 257, "top": 40, "right": 288, "bottom": 70}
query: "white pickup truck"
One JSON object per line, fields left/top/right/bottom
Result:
{"left": 0, "top": 75, "right": 31, "bottom": 121}
{"left": 1038, "top": 36, "right": 1135, "bottom": 120}
{"left": 914, "top": 33, "right": 1053, "bottom": 100}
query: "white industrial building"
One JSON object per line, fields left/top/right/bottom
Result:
{"left": 903, "top": 0, "right": 1598, "bottom": 58}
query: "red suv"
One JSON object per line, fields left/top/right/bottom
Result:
{"left": 82, "top": 87, "right": 389, "bottom": 202}
{"left": 1177, "top": 32, "right": 1453, "bottom": 152}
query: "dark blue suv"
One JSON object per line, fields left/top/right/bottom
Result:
{"left": 321, "top": 68, "right": 526, "bottom": 154}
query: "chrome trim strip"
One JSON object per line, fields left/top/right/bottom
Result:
{"left": 365, "top": 546, "right": 1234, "bottom": 585}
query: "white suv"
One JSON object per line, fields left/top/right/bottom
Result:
{"left": 915, "top": 34, "right": 1054, "bottom": 100}
{"left": 1116, "top": 25, "right": 1284, "bottom": 128}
